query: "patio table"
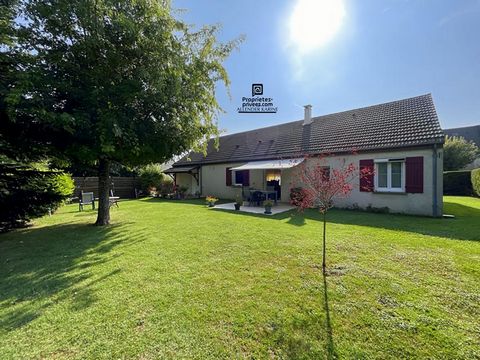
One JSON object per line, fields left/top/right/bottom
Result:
{"left": 248, "top": 189, "right": 278, "bottom": 205}
{"left": 109, "top": 196, "right": 120, "bottom": 208}
{"left": 94, "top": 196, "right": 120, "bottom": 208}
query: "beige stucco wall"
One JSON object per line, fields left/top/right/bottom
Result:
{"left": 175, "top": 173, "right": 200, "bottom": 195}
{"left": 199, "top": 163, "right": 265, "bottom": 200}
{"left": 177, "top": 146, "right": 443, "bottom": 216}
{"left": 281, "top": 147, "right": 443, "bottom": 216}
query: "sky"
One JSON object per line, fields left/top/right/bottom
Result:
{"left": 174, "top": 0, "right": 480, "bottom": 135}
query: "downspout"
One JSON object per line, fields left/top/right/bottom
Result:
{"left": 199, "top": 166, "right": 203, "bottom": 197}
{"left": 432, "top": 144, "right": 438, "bottom": 217}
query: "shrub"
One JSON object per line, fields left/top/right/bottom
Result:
{"left": 263, "top": 200, "right": 274, "bottom": 207}
{"left": 158, "top": 176, "right": 174, "bottom": 197}
{"left": 472, "top": 168, "right": 480, "bottom": 197}
{"left": 138, "top": 164, "right": 165, "bottom": 192}
{"left": 366, "top": 204, "right": 390, "bottom": 214}
{"left": 443, "top": 170, "right": 473, "bottom": 196}
{"left": 444, "top": 135, "right": 479, "bottom": 171}
{"left": 290, "top": 187, "right": 305, "bottom": 206}
{"left": 0, "top": 162, "right": 75, "bottom": 231}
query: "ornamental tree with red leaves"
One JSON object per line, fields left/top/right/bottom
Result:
{"left": 291, "top": 155, "right": 373, "bottom": 273}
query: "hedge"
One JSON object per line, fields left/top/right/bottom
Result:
{"left": 472, "top": 168, "right": 480, "bottom": 197}
{"left": 0, "top": 163, "right": 75, "bottom": 232}
{"left": 443, "top": 170, "right": 473, "bottom": 196}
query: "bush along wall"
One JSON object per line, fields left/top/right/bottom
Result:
{"left": 472, "top": 168, "right": 480, "bottom": 197}
{"left": 443, "top": 170, "right": 473, "bottom": 196}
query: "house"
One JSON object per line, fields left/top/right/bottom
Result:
{"left": 444, "top": 125, "right": 480, "bottom": 170}
{"left": 166, "top": 94, "right": 445, "bottom": 216}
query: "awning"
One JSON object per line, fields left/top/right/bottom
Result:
{"left": 163, "top": 166, "right": 198, "bottom": 174}
{"left": 230, "top": 158, "right": 305, "bottom": 170}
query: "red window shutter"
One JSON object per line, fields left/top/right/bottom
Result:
{"left": 243, "top": 170, "right": 250, "bottom": 186}
{"left": 359, "top": 159, "right": 374, "bottom": 192}
{"left": 406, "top": 157, "right": 423, "bottom": 193}
{"left": 226, "top": 167, "right": 232, "bottom": 186}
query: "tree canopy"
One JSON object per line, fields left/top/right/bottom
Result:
{"left": 1, "top": 0, "right": 241, "bottom": 224}
{"left": 443, "top": 135, "right": 479, "bottom": 171}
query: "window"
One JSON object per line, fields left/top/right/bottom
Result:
{"left": 374, "top": 159, "right": 405, "bottom": 192}
{"left": 378, "top": 163, "right": 388, "bottom": 188}
{"left": 234, "top": 170, "right": 244, "bottom": 185}
{"left": 233, "top": 170, "right": 249, "bottom": 186}
{"left": 391, "top": 162, "right": 402, "bottom": 188}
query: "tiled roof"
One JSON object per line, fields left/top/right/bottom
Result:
{"left": 444, "top": 125, "right": 480, "bottom": 147}
{"left": 174, "top": 94, "right": 445, "bottom": 166}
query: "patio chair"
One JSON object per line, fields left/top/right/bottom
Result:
{"left": 242, "top": 192, "right": 250, "bottom": 206}
{"left": 79, "top": 192, "right": 95, "bottom": 211}
{"left": 265, "top": 186, "right": 278, "bottom": 203}
{"left": 244, "top": 189, "right": 255, "bottom": 206}
{"left": 109, "top": 189, "right": 120, "bottom": 208}
{"left": 250, "top": 191, "right": 266, "bottom": 206}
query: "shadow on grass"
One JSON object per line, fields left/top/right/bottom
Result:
{"left": 323, "top": 201, "right": 480, "bottom": 242}
{"left": 0, "top": 221, "right": 146, "bottom": 330}
{"left": 144, "top": 197, "right": 233, "bottom": 206}
{"left": 323, "top": 273, "right": 337, "bottom": 359}
{"left": 210, "top": 200, "right": 479, "bottom": 242}
{"left": 61, "top": 199, "right": 134, "bottom": 215}
{"left": 270, "top": 272, "right": 338, "bottom": 359}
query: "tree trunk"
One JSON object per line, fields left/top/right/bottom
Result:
{"left": 322, "top": 211, "right": 327, "bottom": 274}
{"left": 95, "top": 158, "right": 111, "bottom": 226}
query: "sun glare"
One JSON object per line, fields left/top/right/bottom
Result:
{"left": 288, "top": 0, "right": 346, "bottom": 53}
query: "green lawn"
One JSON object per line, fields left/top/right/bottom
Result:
{"left": 0, "top": 196, "right": 479, "bottom": 359}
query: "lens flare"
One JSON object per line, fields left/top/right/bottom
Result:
{"left": 288, "top": 0, "right": 346, "bottom": 53}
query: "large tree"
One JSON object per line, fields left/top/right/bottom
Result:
{"left": 443, "top": 135, "right": 479, "bottom": 171}
{"left": 1, "top": 0, "right": 240, "bottom": 225}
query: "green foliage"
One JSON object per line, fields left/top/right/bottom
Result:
{"left": 158, "top": 176, "right": 174, "bottom": 197}
{"left": 443, "top": 135, "right": 479, "bottom": 171}
{"left": 471, "top": 168, "right": 480, "bottom": 197}
{"left": 263, "top": 200, "right": 274, "bottom": 207}
{"left": 138, "top": 163, "right": 174, "bottom": 196}
{"left": 1, "top": 0, "right": 241, "bottom": 166}
{"left": 67, "top": 161, "right": 138, "bottom": 177}
{"left": 0, "top": 160, "right": 74, "bottom": 231}
{"left": 443, "top": 170, "right": 473, "bottom": 196}
{"left": 47, "top": 172, "right": 75, "bottom": 198}
{"left": 138, "top": 164, "right": 165, "bottom": 191}
{"left": 1, "top": 0, "right": 241, "bottom": 223}
{"left": 366, "top": 204, "right": 390, "bottom": 214}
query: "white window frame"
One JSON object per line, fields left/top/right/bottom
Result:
{"left": 374, "top": 159, "right": 405, "bottom": 193}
